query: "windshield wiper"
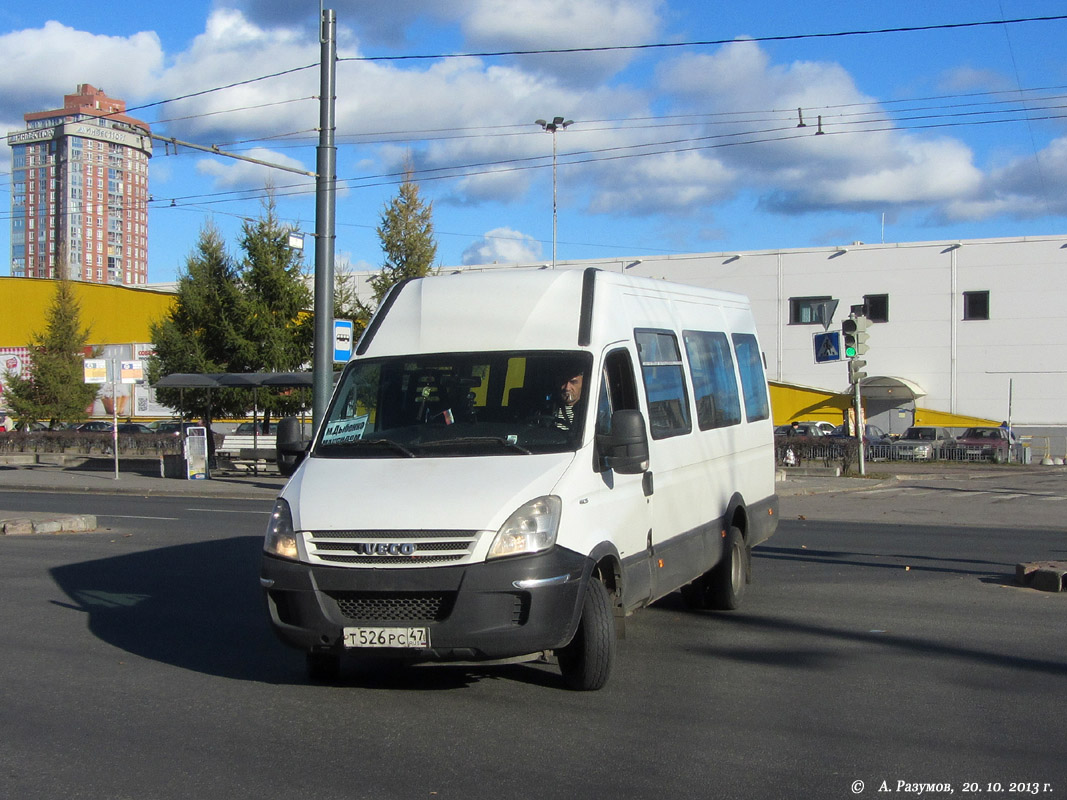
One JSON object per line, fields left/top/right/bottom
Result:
{"left": 419, "top": 436, "right": 532, "bottom": 455}
{"left": 323, "top": 438, "right": 417, "bottom": 457}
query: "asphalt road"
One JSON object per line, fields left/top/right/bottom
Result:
{"left": 0, "top": 477, "right": 1064, "bottom": 800}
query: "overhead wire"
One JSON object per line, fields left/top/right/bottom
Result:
{"left": 7, "top": 13, "right": 1067, "bottom": 250}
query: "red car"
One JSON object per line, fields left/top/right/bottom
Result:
{"left": 949, "top": 427, "right": 1011, "bottom": 463}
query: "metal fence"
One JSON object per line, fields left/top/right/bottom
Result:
{"left": 775, "top": 436, "right": 1030, "bottom": 470}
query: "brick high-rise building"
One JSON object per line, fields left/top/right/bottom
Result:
{"left": 6, "top": 84, "right": 152, "bottom": 284}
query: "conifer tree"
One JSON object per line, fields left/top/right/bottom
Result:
{"left": 149, "top": 223, "right": 250, "bottom": 421}
{"left": 237, "top": 194, "right": 313, "bottom": 417}
{"left": 368, "top": 167, "right": 438, "bottom": 305}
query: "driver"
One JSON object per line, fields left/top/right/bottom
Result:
{"left": 553, "top": 370, "right": 584, "bottom": 431}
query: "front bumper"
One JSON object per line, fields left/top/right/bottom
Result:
{"left": 261, "top": 546, "right": 592, "bottom": 660}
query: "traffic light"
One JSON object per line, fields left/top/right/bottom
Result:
{"left": 842, "top": 314, "right": 871, "bottom": 357}
{"left": 848, "top": 358, "right": 868, "bottom": 385}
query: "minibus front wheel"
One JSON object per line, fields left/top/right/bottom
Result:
{"left": 557, "top": 578, "right": 615, "bottom": 691}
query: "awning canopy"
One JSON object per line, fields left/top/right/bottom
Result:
{"left": 153, "top": 372, "right": 314, "bottom": 389}
{"left": 857, "top": 375, "right": 927, "bottom": 399}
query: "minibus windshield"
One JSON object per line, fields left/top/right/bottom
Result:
{"left": 315, "top": 351, "right": 593, "bottom": 458}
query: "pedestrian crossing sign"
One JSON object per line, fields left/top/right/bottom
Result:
{"left": 814, "top": 331, "right": 843, "bottom": 363}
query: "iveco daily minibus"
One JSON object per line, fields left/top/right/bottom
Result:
{"left": 261, "top": 267, "right": 778, "bottom": 689}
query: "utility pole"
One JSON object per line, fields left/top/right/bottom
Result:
{"left": 843, "top": 313, "right": 871, "bottom": 476}
{"left": 312, "top": 8, "right": 337, "bottom": 432}
{"left": 536, "top": 117, "right": 572, "bottom": 268}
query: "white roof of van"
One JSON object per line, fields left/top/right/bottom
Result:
{"left": 357, "top": 268, "right": 752, "bottom": 357}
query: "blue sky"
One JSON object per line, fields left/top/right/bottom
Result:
{"left": 3, "top": 1, "right": 1067, "bottom": 285}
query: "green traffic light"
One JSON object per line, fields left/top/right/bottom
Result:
{"left": 845, "top": 345, "right": 857, "bottom": 357}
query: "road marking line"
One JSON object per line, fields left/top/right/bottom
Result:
{"left": 98, "top": 514, "right": 180, "bottom": 521}
{"left": 186, "top": 508, "right": 268, "bottom": 514}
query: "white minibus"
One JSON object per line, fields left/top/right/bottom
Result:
{"left": 262, "top": 267, "right": 778, "bottom": 689}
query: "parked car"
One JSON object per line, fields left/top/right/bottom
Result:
{"left": 797, "top": 420, "right": 836, "bottom": 435}
{"left": 73, "top": 420, "right": 113, "bottom": 432}
{"left": 116, "top": 423, "right": 154, "bottom": 434}
{"left": 892, "top": 426, "right": 955, "bottom": 460}
{"left": 151, "top": 420, "right": 202, "bottom": 437}
{"left": 949, "top": 426, "right": 1011, "bottom": 463}
{"left": 233, "top": 421, "right": 274, "bottom": 435}
{"left": 774, "top": 423, "right": 826, "bottom": 437}
{"left": 828, "top": 423, "right": 891, "bottom": 445}
{"left": 828, "top": 423, "right": 893, "bottom": 460}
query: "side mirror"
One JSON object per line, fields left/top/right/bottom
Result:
{"left": 599, "top": 409, "right": 649, "bottom": 475}
{"left": 276, "top": 416, "right": 310, "bottom": 477}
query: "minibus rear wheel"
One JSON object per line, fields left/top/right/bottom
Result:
{"left": 682, "top": 525, "right": 748, "bottom": 611}
{"left": 557, "top": 578, "right": 615, "bottom": 691}
{"left": 708, "top": 526, "right": 748, "bottom": 610}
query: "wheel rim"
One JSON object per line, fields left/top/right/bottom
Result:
{"left": 730, "top": 540, "right": 744, "bottom": 592}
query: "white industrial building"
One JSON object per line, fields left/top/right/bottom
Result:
{"left": 427, "top": 233, "right": 1067, "bottom": 441}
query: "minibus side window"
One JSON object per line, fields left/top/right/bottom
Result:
{"left": 635, "top": 330, "right": 692, "bottom": 439}
{"left": 732, "top": 332, "right": 770, "bottom": 422}
{"left": 596, "top": 349, "right": 639, "bottom": 437}
{"left": 683, "top": 330, "right": 742, "bottom": 429}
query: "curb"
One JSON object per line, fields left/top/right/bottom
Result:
{"left": 1016, "top": 561, "right": 1067, "bottom": 593}
{"left": 1, "top": 514, "right": 97, "bottom": 535}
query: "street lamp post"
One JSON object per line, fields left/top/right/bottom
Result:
{"left": 536, "top": 117, "right": 573, "bottom": 268}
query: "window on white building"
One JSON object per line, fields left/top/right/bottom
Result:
{"left": 789, "top": 296, "right": 833, "bottom": 325}
{"left": 963, "top": 291, "right": 990, "bottom": 321}
{"left": 864, "top": 294, "right": 889, "bottom": 323}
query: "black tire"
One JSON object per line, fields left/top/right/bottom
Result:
{"left": 681, "top": 525, "right": 749, "bottom": 611}
{"left": 558, "top": 578, "right": 615, "bottom": 691}
{"left": 306, "top": 650, "right": 341, "bottom": 682}
{"left": 708, "top": 526, "right": 748, "bottom": 610}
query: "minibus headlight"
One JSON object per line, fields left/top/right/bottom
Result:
{"left": 264, "top": 498, "right": 301, "bottom": 561}
{"left": 487, "top": 496, "right": 562, "bottom": 560}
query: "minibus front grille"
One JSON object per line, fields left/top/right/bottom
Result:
{"left": 303, "top": 530, "right": 480, "bottom": 568}
{"left": 326, "top": 591, "right": 456, "bottom": 622}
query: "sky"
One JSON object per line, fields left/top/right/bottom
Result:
{"left": 3, "top": 1, "right": 1067, "bottom": 285}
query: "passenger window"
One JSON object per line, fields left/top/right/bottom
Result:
{"left": 635, "top": 330, "right": 691, "bottom": 439}
{"left": 731, "top": 333, "right": 770, "bottom": 422}
{"left": 683, "top": 330, "right": 742, "bottom": 430}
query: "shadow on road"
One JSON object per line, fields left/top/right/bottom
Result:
{"left": 48, "top": 537, "right": 563, "bottom": 689}
{"left": 689, "top": 611, "right": 1067, "bottom": 677}
{"left": 49, "top": 536, "right": 301, "bottom": 683}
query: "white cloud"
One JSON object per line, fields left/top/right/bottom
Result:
{"left": 586, "top": 149, "right": 737, "bottom": 215}
{"left": 461, "top": 227, "right": 542, "bottom": 264}
{"left": 652, "top": 40, "right": 989, "bottom": 217}
{"left": 0, "top": 21, "right": 164, "bottom": 119}
{"left": 943, "top": 136, "right": 1067, "bottom": 221}
{"left": 236, "top": 0, "right": 664, "bottom": 84}
{"left": 195, "top": 147, "right": 312, "bottom": 190}
{"left": 156, "top": 10, "right": 321, "bottom": 139}
{"left": 461, "top": 0, "right": 664, "bottom": 84}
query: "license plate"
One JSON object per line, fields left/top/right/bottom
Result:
{"left": 342, "top": 626, "right": 429, "bottom": 649}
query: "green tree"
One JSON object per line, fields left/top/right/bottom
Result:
{"left": 333, "top": 258, "right": 369, "bottom": 336}
{"left": 237, "top": 194, "right": 313, "bottom": 416}
{"left": 368, "top": 167, "right": 438, "bottom": 305}
{"left": 148, "top": 223, "right": 250, "bottom": 423}
{"left": 3, "top": 280, "right": 99, "bottom": 428}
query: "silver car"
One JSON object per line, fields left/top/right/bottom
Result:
{"left": 892, "top": 426, "right": 955, "bottom": 461}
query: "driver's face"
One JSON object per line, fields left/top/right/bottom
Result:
{"left": 561, "top": 373, "right": 583, "bottom": 406}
